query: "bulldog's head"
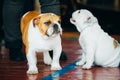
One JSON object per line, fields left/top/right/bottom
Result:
{"left": 33, "top": 13, "right": 62, "bottom": 38}
{"left": 70, "top": 9, "right": 97, "bottom": 32}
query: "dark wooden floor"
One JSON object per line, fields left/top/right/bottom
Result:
{"left": 0, "top": 32, "right": 120, "bottom": 80}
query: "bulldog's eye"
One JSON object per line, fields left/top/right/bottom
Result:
{"left": 44, "top": 21, "right": 51, "bottom": 26}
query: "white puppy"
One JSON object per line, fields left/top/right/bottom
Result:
{"left": 70, "top": 9, "right": 120, "bottom": 69}
{"left": 21, "top": 11, "right": 62, "bottom": 74}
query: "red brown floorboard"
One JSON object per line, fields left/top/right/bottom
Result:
{"left": 0, "top": 32, "right": 120, "bottom": 80}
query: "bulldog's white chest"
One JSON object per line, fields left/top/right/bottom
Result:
{"left": 27, "top": 24, "right": 61, "bottom": 52}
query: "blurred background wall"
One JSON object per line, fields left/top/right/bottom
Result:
{"left": 60, "top": 0, "right": 120, "bottom": 35}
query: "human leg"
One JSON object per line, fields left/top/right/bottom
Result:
{"left": 2, "top": 0, "right": 26, "bottom": 61}
{"left": 0, "top": 0, "right": 4, "bottom": 43}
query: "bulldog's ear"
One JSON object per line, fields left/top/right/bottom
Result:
{"left": 33, "top": 17, "right": 40, "bottom": 27}
{"left": 86, "top": 16, "right": 97, "bottom": 23}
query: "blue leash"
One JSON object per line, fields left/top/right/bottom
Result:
{"left": 41, "top": 60, "right": 78, "bottom": 80}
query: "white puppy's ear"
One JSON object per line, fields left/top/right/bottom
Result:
{"left": 86, "top": 16, "right": 97, "bottom": 23}
{"left": 86, "top": 17, "right": 92, "bottom": 23}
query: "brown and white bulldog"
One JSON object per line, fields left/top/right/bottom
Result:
{"left": 21, "top": 11, "right": 62, "bottom": 74}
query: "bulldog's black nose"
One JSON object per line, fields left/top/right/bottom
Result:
{"left": 53, "top": 24, "right": 58, "bottom": 31}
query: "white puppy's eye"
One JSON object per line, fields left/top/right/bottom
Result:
{"left": 78, "top": 10, "right": 80, "bottom": 13}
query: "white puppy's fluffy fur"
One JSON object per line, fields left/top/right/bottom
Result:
{"left": 70, "top": 9, "right": 120, "bottom": 69}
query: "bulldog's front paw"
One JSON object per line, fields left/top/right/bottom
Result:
{"left": 44, "top": 57, "right": 52, "bottom": 65}
{"left": 51, "top": 63, "right": 62, "bottom": 70}
{"left": 27, "top": 66, "right": 38, "bottom": 74}
{"left": 76, "top": 60, "right": 84, "bottom": 66}
{"left": 82, "top": 63, "right": 92, "bottom": 69}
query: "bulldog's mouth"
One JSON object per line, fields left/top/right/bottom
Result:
{"left": 46, "top": 24, "right": 61, "bottom": 37}
{"left": 53, "top": 24, "right": 60, "bottom": 34}
{"left": 52, "top": 29, "right": 60, "bottom": 34}
{"left": 47, "top": 30, "right": 60, "bottom": 37}
{"left": 51, "top": 28, "right": 61, "bottom": 36}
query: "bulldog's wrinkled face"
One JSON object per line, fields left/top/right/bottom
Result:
{"left": 33, "top": 13, "right": 62, "bottom": 37}
{"left": 70, "top": 9, "right": 97, "bottom": 32}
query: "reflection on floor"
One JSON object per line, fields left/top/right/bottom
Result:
{"left": 0, "top": 32, "right": 120, "bottom": 80}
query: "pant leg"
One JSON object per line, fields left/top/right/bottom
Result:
{"left": 2, "top": 0, "right": 25, "bottom": 49}
{"left": 0, "top": 0, "right": 4, "bottom": 40}
{"left": 39, "top": 0, "right": 61, "bottom": 15}
{"left": 23, "top": 0, "right": 35, "bottom": 13}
